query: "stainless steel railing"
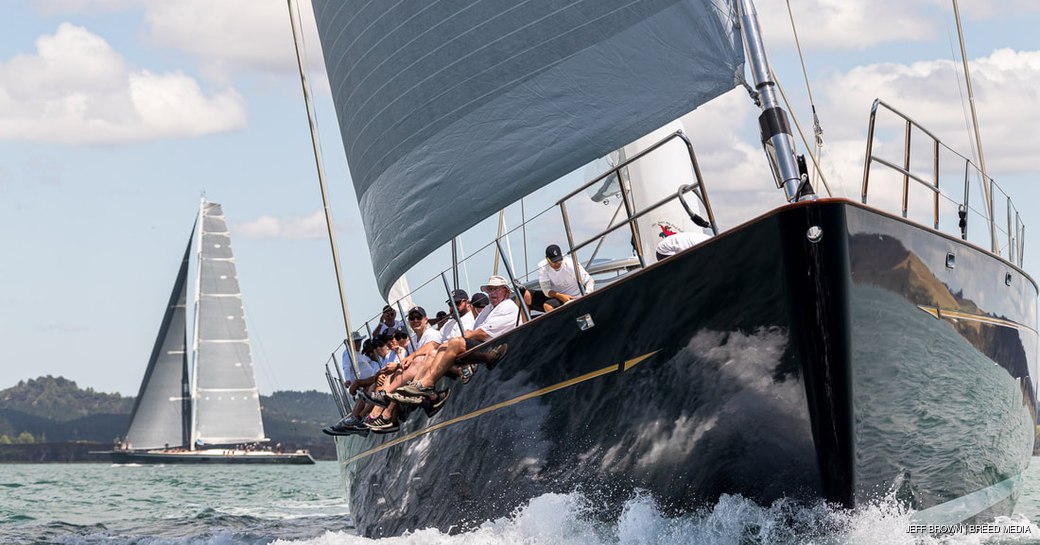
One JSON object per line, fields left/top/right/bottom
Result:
{"left": 343, "top": 129, "right": 718, "bottom": 348}
{"left": 862, "top": 98, "right": 1025, "bottom": 267}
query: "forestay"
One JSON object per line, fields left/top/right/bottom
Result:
{"left": 312, "top": 0, "right": 744, "bottom": 296}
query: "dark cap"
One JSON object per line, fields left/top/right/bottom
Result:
{"left": 381, "top": 304, "right": 394, "bottom": 313}
{"left": 446, "top": 289, "right": 469, "bottom": 304}
{"left": 435, "top": 310, "right": 447, "bottom": 319}
{"left": 470, "top": 292, "right": 490, "bottom": 308}
{"left": 407, "top": 306, "right": 427, "bottom": 318}
{"left": 545, "top": 244, "right": 563, "bottom": 263}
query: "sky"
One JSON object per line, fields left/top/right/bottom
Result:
{"left": 1, "top": 0, "right": 1038, "bottom": 396}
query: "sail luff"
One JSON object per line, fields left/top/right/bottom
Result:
{"left": 189, "top": 196, "right": 204, "bottom": 450}
{"left": 123, "top": 224, "right": 195, "bottom": 450}
{"left": 311, "top": 0, "right": 745, "bottom": 297}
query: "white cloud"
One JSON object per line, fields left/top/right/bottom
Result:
{"left": 235, "top": 211, "right": 349, "bottom": 240}
{"left": 0, "top": 23, "right": 246, "bottom": 144}
{"left": 756, "top": 0, "right": 938, "bottom": 50}
{"left": 757, "top": 0, "right": 1037, "bottom": 51}
{"left": 668, "top": 45, "right": 1040, "bottom": 229}
{"left": 33, "top": 0, "right": 329, "bottom": 88}
{"left": 814, "top": 48, "right": 1040, "bottom": 176}
{"left": 34, "top": 0, "right": 140, "bottom": 14}
{"left": 141, "top": 0, "right": 315, "bottom": 81}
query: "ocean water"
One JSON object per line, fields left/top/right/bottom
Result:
{"left": 2, "top": 460, "right": 1040, "bottom": 545}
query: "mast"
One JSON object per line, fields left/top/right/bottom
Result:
{"left": 737, "top": 0, "right": 811, "bottom": 202}
{"left": 951, "top": 0, "right": 996, "bottom": 254}
{"left": 287, "top": 0, "right": 362, "bottom": 383}
{"left": 188, "top": 195, "right": 204, "bottom": 451}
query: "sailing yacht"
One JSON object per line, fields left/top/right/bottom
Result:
{"left": 102, "top": 200, "right": 313, "bottom": 465}
{"left": 306, "top": 0, "right": 1035, "bottom": 536}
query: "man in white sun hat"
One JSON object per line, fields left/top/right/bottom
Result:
{"left": 390, "top": 275, "right": 518, "bottom": 405}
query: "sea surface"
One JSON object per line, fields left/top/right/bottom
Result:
{"left": 3, "top": 460, "right": 1040, "bottom": 544}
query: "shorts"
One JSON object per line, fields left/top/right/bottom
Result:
{"left": 465, "top": 337, "right": 482, "bottom": 351}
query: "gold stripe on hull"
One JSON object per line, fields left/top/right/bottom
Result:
{"left": 341, "top": 350, "right": 660, "bottom": 467}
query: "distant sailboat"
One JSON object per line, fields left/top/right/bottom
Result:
{"left": 102, "top": 199, "right": 313, "bottom": 464}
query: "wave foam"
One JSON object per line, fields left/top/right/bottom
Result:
{"left": 269, "top": 492, "right": 1040, "bottom": 545}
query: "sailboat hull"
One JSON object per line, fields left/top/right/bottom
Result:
{"left": 334, "top": 200, "right": 1037, "bottom": 537}
{"left": 103, "top": 448, "right": 315, "bottom": 465}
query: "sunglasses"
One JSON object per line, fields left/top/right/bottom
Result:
{"left": 408, "top": 315, "right": 423, "bottom": 320}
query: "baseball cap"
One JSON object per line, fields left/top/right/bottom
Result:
{"left": 545, "top": 244, "right": 563, "bottom": 263}
{"left": 470, "top": 292, "right": 490, "bottom": 308}
{"left": 446, "top": 289, "right": 469, "bottom": 304}
{"left": 407, "top": 306, "right": 427, "bottom": 318}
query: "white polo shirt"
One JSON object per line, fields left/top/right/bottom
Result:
{"left": 439, "top": 311, "right": 476, "bottom": 343}
{"left": 342, "top": 351, "right": 378, "bottom": 382}
{"left": 473, "top": 298, "right": 520, "bottom": 339}
{"left": 411, "top": 327, "right": 441, "bottom": 349}
{"left": 656, "top": 231, "right": 709, "bottom": 257}
{"left": 538, "top": 258, "right": 593, "bottom": 297}
{"left": 373, "top": 319, "right": 404, "bottom": 337}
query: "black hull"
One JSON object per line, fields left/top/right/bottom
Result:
{"left": 102, "top": 450, "right": 315, "bottom": 465}
{"left": 336, "top": 200, "right": 1037, "bottom": 537}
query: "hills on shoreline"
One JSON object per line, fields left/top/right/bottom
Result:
{"left": 0, "top": 376, "right": 340, "bottom": 460}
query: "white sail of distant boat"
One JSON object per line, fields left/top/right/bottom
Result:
{"left": 123, "top": 232, "right": 193, "bottom": 450}
{"left": 124, "top": 200, "right": 266, "bottom": 451}
{"left": 190, "top": 201, "right": 266, "bottom": 447}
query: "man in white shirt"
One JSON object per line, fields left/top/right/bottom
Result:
{"left": 341, "top": 332, "right": 376, "bottom": 387}
{"left": 361, "top": 306, "right": 445, "bottom": 431}
{"left": 537, "top": 244, "right": 594, "bottom": 312}
{"left": 438, "top": 289, "right": 475, "bottom": 343}
{"left": 391, "top": 275, "right": 518, "bottom": 405}
{"left": 407, "top": 306, "right": 442, "bottom": 350}
{"left": 655, "top": 230, "right": 710, "bottom": 261}
{"left": 373, "top": 305, "right": 404, "bottom": 337}
{"left": 374, "top": 295, "right": 473, "bottom": 414}
{"left": 324, "top": 333, "right": 380, "bottom": 436}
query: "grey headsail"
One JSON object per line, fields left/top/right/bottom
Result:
{"left": 191, "top": 202, "right": 267, "bottom": 446}
{"left": 311, "top": 0, "right": 744, "bottom": 296}
{"left": 124, "top": 227, "right": 193, "bottom": 450}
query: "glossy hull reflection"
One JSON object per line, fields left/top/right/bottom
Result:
{"left": 335, "top": 200, "right": 1038, "bottom": 537}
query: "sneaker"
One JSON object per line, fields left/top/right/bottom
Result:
{"left": 322, "top": 416, "right": 369, "bottom": 436}
{"left": 389, "top": 381, "right": 436, "bottom": 405}
{"left": 459, "top": 364, "right": 478, "bottom": 384}
{"left": 367, "top": 416, "right": 400, "bottom": 434}
{"left": 484, "top": 343, "right": 508, "bottom": 370}
{"left": 385, "top": 390, "right": 425, "bottom": 406}
{"left": 372, "top": 422, "right": 400, "bottom": 434}
{"left": 422, "top": 389, "right": 451, "bottom": 418}
{"left": 322, "top": 425, "right": 368, "bottom": 436}
{"left": 360, "top": 389, "right": 390, "bottom": 408}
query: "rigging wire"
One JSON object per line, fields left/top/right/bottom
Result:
{"left": 940, "top": 3, "right": 988, "bottom": 248}
{"left": 770, "top": 70, "right": 834, "bottom": 197}
{"left": 287, "top": 0, "right": 362, "bottom": 389}
{"left": 783, "top": 0, "right": 825, "bottom": 189}
{"left": 521, "top": 197, "right": 529, "bottom": 280}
